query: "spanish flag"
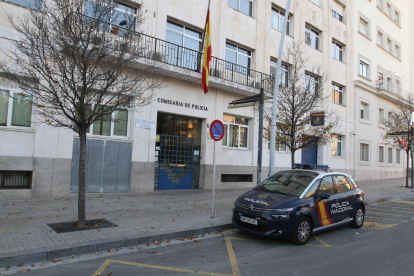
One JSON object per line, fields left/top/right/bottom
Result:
{"left": 202, "top": 10, "right": 211, "bottom": 94}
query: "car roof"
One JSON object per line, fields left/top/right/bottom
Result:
{"left": 279, "top": 169, "right": 353, "bottom": 178}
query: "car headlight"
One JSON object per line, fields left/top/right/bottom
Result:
{"left": 271, "top": 214, "right": 290, "bottom": 220}
{"left": 273, "top": 208, "right": 294, "bottom": 212}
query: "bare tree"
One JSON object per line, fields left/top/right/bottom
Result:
{"left": 264, "top": 42, "right": 338, "bottom": 168}
{"left": 0, "top": 0, "right": 162, "bottom": 227}
{"left": 379, "top": 91, "right": 414, "bottom": 187}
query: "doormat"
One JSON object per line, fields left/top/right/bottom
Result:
{"left": 47, "top": 219, "right": 118, "bottom": 233}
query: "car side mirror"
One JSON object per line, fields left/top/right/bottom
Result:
{"left": 320, "top": 193, "right": 331, "bottom": 200}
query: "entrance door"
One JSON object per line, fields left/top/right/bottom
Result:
{"left": 301, "top": 137, "right": 318, "bottom": 164}
{"left": 158, "top": 135, "right": 199, "bottom": 189}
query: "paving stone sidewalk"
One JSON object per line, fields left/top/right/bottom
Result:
{"left": 0, "top": 177, "right": 413, "bottom": 260}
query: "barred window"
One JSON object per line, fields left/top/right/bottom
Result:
{"left": 360, "top": 143, "right": 369, "bottom": 161}
{"left": 0, "top": 171, "right": 32, "bottom": 189}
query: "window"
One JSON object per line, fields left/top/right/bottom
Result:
{"left": 396, "top": 149, "right": 401, "bottom": 164}
{"left": 332, "top": 135, "right": 342, "bottom": 157}
{"left": 83, "top": 105, "right": 129, "bottom": 137}
{"left": 359, "top": 18, "right": 369, "bottom": 37}
{"left": 334, "top": 175, "right": 354, "bottom": 193}
{"left": 332, "top": 1, "right": 344, "bottom": 22}
{"left": 0, "top": 171, "right": 32, "bottom": 189}
{"left": 222, "top": 115, "right": 248, "bottom": 149}
{"left": 221, "top": 174, "right": 253, "bottom": 182}
{"left": 386, "top": 38, "right": 392, "bottom": 52}
{"left": 225, "top": 43, "right": 252, "bottom": 72}
{"left": 84, "top": 0, "right": 138, "bottom": 35}
{"left": 395, "top": 44, "right": 400, "bottom": 59}
{"left": 305, "top": 26, "right": 320, "bottom": 50}
{"left": 270, "top": 60, "right": 289, "bottom": 87}
{"left": 268, "top": 129, "right": 288, "bottom": 152}
{"left": 4, "top": 0, "right": 43, "bottom": 10}
{"left": 377, "top": 0, "right": 383, "bottom": 9}
{"left": 387, "top": 75, "right": 392, "bottom": 92}
{"left": 396, "top": 79, "right": 401, "bottom": 94}
{"left": 386, "top": 2, "right": 392, "bottom": 17}
{"left": 166, "top": 21, "right": 202, "bottom": 69}
{"left": 0, "top": 89, "right": 32, "bottom": 127}
{"left": 228, "top": 0, "right": 253, "bottom": 16}
{"left": 379, "top": 146, "right": 384, "bottom": 162}
{"left": 388, "top": 111, "right": 394, "bottom": 124}
{"left": 394, "top": 10, "right": 400, "bottom": 25}
{"left": 304, "top": 74, "right": 319, "bottom": 95}
{"left": 359, "top": 61, "right": 369, "bottom": 78}
{"left": 379, "top": 108, "right": 385, "bottom": 124}
{"left": 309, "top": 0, "right": 321, "bottom": 7}
{"left": 378, "top": 31, "right": 384, "bottom": 47}
{"left": 304, "top": 179, "right": 320, "bottom": 199}
{"left": 360, "top": 143, "right": 369, "bottom": 161}
{"left": 377, "top": 70, "right": 384, "bottom": 89}
{"left": 388, "top": 148, "right": 393, "bottom": 163}
{"left": 317, "top": 176, "right": 335, "bottom": 196}
{"left": 360, "top": 102, "right": 369, "bottom": 120}
{"left": 271, "top": 8, "right": 290, "bottom": 35}
{"left": 332, "top": 41, "right": 343, "bottom": 62}
{"left": 332, "top": 84, "right": 343, "bottom": 105}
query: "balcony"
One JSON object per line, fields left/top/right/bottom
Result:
{"left": 83, "top": 15, "right": 274, "bottom": 95}
{"left": 375, "top": 79, "right": 403, "bottom": 96}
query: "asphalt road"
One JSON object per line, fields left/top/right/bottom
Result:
{"left": 2, "top": 200, "right": 414, "bottom": 276}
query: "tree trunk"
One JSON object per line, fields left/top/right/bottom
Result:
{"left": 291, "top": 149, "right": 295, "bottom": 169}
{"left": 406, "top": 149, "right": 409, "bottom": 188}
{"left": 78, "top": 129, "right": 87, "bottom": 228}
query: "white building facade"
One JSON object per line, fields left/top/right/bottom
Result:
{"left": 0, "top": 0, "right": 413, "bottom": 199}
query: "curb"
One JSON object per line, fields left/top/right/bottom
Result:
{"left": 0, "top": 223, "right": 234, "bottom": 267}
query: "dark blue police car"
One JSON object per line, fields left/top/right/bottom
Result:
{"left": 232, "top": 165, "right": 365, "bottom": 245}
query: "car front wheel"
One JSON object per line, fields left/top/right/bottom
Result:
{"left": 291, "top": 217, "right": 312, "bottom": 245}
{"left": 351, "top": 206, "right": 364, "bottom": 228}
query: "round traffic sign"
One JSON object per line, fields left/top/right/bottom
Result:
{"left": 210, "top": 120, "right": 225, "bottom": 141}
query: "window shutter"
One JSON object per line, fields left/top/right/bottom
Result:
{"left": 332, "top": 1, "right": 344, "bottom": 16}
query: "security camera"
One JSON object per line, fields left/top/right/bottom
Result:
{"left": 350, "top": 131, "right": 356, "bottom": 135}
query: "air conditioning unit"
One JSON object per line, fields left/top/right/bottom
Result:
{"left": 117, "top": 42, "right": 130, "bottom": 52}
{"left": 91, "top": 35, "right": 103, "bottom": 45}
{"left": 305, "top": 36, "right": 312, "bottom": 44}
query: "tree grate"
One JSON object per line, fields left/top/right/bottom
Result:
{"left": 47, "top": 219, "right": 118, "bottom": 233}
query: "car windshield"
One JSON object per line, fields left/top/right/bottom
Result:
{"left": 254, "top": 170, "right": 319, "bottom": 197}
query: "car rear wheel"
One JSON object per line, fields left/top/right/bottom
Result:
{"left": 291, "top": 217, "right": 312, "bottom": 245}
{"left": 351, "top": 206, "right": 364, "bottom": 228}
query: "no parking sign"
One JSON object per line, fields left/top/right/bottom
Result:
{"left": 209, "top": 120, "right": 225, "bottom": 141}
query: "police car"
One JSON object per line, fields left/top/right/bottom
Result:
{"left": 232, "top": 164, "right": 365, "bottom": 245}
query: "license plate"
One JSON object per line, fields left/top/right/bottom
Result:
{"left": 240, "top": 216, "right": 258, "bottom": 225}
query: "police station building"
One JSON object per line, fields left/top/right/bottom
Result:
{"left": 1, "top": 0, "right": 412, "bottom": 199}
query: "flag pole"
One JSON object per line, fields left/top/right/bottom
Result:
{"left": 200, "top": 0, "right": 212, "bottom": 73}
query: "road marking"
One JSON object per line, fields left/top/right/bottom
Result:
{"left": 373, "top": 205, "right": 414, "bottom": 210}
{"left": 369, "top": 207, "right": 414, "bottom": 214}
{"left": 225, "top": 237, "right": 241, "bottom": 276}
{"left": 92, "top": 259, "right": 233, "bottom": 276}
{"left": 363, "top": 222, "right": 398, "bottom": 229}
{"left": 395, "top": 201, "right": 414, "bottom": 205}
{"left": 307, "top": 235, "right": 331, "bottom": 247}
{"left": 365, "top": 215, "right": 408, "bottom": 222}
{"left": 366, "top": 211, "right": 413, "bottom": 218}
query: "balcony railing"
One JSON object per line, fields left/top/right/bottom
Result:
{"left": 83, "top": 15, "right": 275, "bottom": 92}
{"left": 375, "top": 80, "right": 403, "bottom": 96}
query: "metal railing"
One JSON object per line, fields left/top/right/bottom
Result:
{"left": 375, "top": 80, "right": 403, "bottom": 96}
{"left": 83, "top": 15, "right": 274, "bottom": 92}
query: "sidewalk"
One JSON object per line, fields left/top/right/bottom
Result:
{"left": 1, "top": 177, "right": 413, "bottom": 267}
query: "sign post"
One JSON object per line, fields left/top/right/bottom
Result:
{"left": 209, "top": 120, "right": 225, "bottom": 218}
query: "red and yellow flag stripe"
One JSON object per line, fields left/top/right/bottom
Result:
{"left": 202, "top": 10, "right": 211, "bottom": 94}
{"left": 316, "top": 200, "right": 333, "bottom": 227}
